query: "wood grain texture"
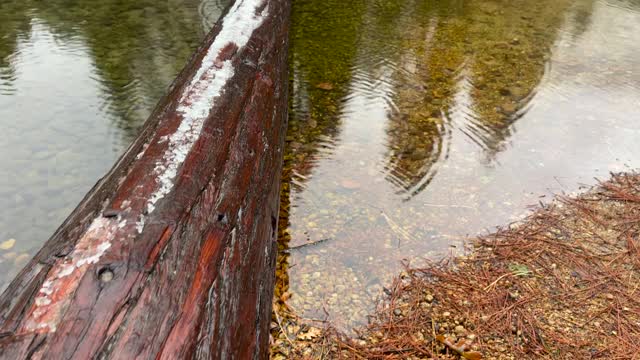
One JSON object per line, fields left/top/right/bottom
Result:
{"left": 0, "top": 0, "right": 290, "bottom": 358}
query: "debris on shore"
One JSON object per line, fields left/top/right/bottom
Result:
{"left": 271, "top": 172, "right": 640, "bottom": 359}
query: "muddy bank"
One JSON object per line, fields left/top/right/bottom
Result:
{"left": 271, "top": 172, "right": 640, "bottom": 359}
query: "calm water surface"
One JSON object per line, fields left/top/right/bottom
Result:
{"left": 0, "top": 0, "right": 228, "bottom": 290}
{"left": 0, "top": 0, "right": 639, "bottom": 332}
{"left": 276, "top": 0, "right": 640, "bottom": 329}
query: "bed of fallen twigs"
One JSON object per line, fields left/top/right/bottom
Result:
{"left": 271, "top": 172, "right": 640, "bottom": 359}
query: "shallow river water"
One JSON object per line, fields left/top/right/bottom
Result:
{"left": 277, "top": 0, "right": 640, "bottom": 329}
{"left": 1, "top": 0, "right": 639, "bottom": 332}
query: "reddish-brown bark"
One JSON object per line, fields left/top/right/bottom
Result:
{"left": 0, "top": 0, "right": 290, "bottom": 358}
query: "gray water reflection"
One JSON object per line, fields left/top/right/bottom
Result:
{"left": 278, "top": 0, "right": 640, "bottom": 329}
{"left": 0, "top": 0, "right": 228, "bottom": 291}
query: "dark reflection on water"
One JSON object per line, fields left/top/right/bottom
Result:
{"left": 276, "top": 0, "right": 640, "bottom": 329}
{"left": 0, "top": 0, "right": 228, "bottom": 290}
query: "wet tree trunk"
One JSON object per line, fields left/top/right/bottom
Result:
{"left": 0, "top": 0, "right": 290, "bottom": 358}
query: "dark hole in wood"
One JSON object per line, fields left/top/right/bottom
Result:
{"left": 102, "top": 209, "right": 120, "bottom": 218}
{"left": 271, "top": 215, "right": 277, "bottom": 237}
{"left": 217, "top": 213, "right": 227, "bottom": 223}
{"left": 98, "top": 267, "right": 114, "bottom": 283}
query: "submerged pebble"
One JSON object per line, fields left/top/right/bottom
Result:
{"left": 2, "top": 252, "right": 17, "bottom": 260}
{"left": 13, "top": 253, "right": 30, "bottom": 268}
{"left": 0, "top": 239, "right": 16, "bottom": 250}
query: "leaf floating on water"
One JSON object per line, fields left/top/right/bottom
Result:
{"left": 315, "top": 82, "right": 334, "bottom": 91}
{"left": 0, "top": 238, "right": 16, "bottom": 250}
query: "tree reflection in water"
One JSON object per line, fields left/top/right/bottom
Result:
{"left": 275, "top": 0, "right": 612, "bottom": 329}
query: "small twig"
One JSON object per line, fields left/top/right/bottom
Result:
{"left": 484, "top": 272, "right": 512, "bottom": 292}
{"left": 288, "top": 237, "right": 333, "bottom": 251}
{"left": 422, "top": 202, "right": 474, "bottom": 209}
{"left": 274, "top": 308, "right": 295, "bottom": 347}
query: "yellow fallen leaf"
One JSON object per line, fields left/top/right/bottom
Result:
{"left": 463, "top": 351, "right": 483, "bottom": 360}
{"left": 0, "top": 238, "right": 16, "bottom": 250}
{"left": 280, "top": 291, "right": 292, "bottom": 302}
{"left": 297, "top": 327, "right": 322, "bottom": 340}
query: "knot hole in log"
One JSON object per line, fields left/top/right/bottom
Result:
{"left": 98, "top": 267, "right": 114, "bottom": 283}
{"left": 271, "top": 215, "right": 277, "bottom": 238}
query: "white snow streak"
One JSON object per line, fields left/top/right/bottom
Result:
{"left": 141, "top": 0, "right": 269, "bottom": 231}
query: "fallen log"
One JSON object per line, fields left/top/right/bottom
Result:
{"left": 0, "top": 0, "right": 290, "bottom": 358}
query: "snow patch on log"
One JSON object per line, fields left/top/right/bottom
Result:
{"left": 19, "top": 0, "right": 272, "bottom": 334}
{"left": 143, "top": 0, "right": 269, "bottom": 223}
{"left": 24, "top": 217, "right": 115, "bottom": 332}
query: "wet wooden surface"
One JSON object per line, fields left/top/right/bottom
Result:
{"left": 0, "top": 0, "right": 290, "bottom": 358}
